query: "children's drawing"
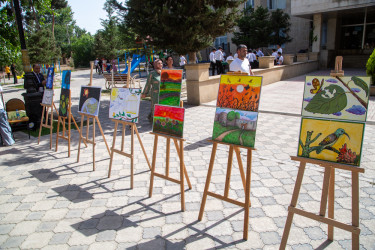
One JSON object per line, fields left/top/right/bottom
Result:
{"left": 298, "top": 117, "right": 365, "bottom": 166}
{"left": 109, "top": 88, "right": 141, "bottom": 122}
{"left": 61, "top": 70, "right": 71, "bottom": 89}
{"left": 42, "top": 89, "right": 53, "bottom": 105}
{"left": 59, "top": 88, "right": 70, "bottom": 117}
{"left": 212, "top": 107, "right": 258, "bottom": 148}
{"left": 78, "top": 86, "right": 101, "bottom": 116}
{"left": 216, "top": 75, "right": 262, "bottom": 112}
{"left": 302, "top": 76, "right": 371, "bottom": 122}
{"left": 46, "top": 67, "right": 54, "bottom": 89}
{"left": 159, "top": 69, "right": 182, "bottom": 106}
{"left": 153, "top": 105, "right": 184, "bottom": 138}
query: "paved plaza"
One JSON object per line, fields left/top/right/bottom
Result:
{"left": 0, "top": 69, "right": 374, "bottom": 249}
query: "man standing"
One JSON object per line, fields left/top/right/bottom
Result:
{"left": 277, "top": 44, "right": 283, "bottom": 54}
{"left": 215, "top": 47, "right": 224, "bottom": 75}
{"left": 209, "top": 48, "right": 216, "bottom": 76}
{"left": 10, "top": 63, "right": 17, "bottom": 84}
{"left": 94, "top": 58, "right": 99, "bottom": 72}
{"left": 32, "top": 64, "right": 46, "bottom": 93}
{"left": 256, "top": 48, "right": 264, "bottom": 57}
{"left": 229, "top": 44, "right": 254, "bottom": 75}
{"left": 276, "top": 52, "right": 284, "bottom": 65}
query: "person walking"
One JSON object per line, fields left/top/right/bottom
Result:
{"left": 10, "top": 63, "right": 17, "bottom": 84}
{"left": 98, "top": 58, "right": 103, "bottom": 75}
{"left": 94, "top": 58, "right": 99, "bottom": 72}
{"left": 209, "top": 48, "right": 216, "bottom": 76}
{"left": 229, "top": 44, "right": 254, "bottom": 75}
{"left": 5, "top": 66, "right": 10, "bottom": 80}
{"left": 215, "top": 47, "right": 224, "bottom": 75}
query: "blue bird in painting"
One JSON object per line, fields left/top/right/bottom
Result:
{"left": 316, "top": 128, "right": 350, "bottom": 154}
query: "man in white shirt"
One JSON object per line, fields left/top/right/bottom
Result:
{"left": 179, "top": 55, "right": 187, "bottom": 67}
{"left": 0, "top": 86, "right": 15, "bottom": 146}
{"left": 271, "top": 49, "right": 278, "bottom": 65}
{"left": 214, "top": 47, "right": 224, "bottom": 75}
{"left": 209, "top": 48, "right": 216, "bottom": 76}
{"left": 277, "top": 44, "right": 283, "bottom": 54}
{"left": 94, "top": 58, "right": 99, "bottom": 72}
{"left": 256, "top": 48, "right": 264, "bottom": 57}
{"left": 276, "top": 52, "right": 284, "bottom": 65}
{"left": 226, "top": 53, "right": 234, "bottom": 62}
{"left": 229, "top": 44, "right": 254, "bottom": 75}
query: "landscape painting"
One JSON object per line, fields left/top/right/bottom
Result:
{"left": 159, "top": 69, "right": 183, "bottom": 106}
{"left": 216, "top": 75, "right": 262, "bottom": 112}
{"left": 302, "top": 76, "right": 371, "bottom": 122}
{"left": 298, "top": 117, "right": 365, "bottom": 166}
{"left": 78, "top": 86, "right": 101, "bottom": 116}
{"left": 59, "top": 88, "right": 70, "bottom": 117}
{"left": 212, "top": 107, "right": 258, "bottom": 148}
{"left": 153, "top": 104, "right": 184, "bottom": 138}
{"left": 42, "top": 89, "right": 53, "bottom": 105}
{"left": 46, "top": 67, "right": 54, "bottom": 89}
{"left": 61, "top": 70, "right": 71, "bottom": 89}
{"left": 109, "top": 88, "right": 141, "bottom": 122}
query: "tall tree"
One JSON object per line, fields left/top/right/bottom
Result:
{"left": 50, "top": 0, "right": 67, "bottom": 39}
{"left": 269, "top": 9, "right": 292, "bottom": 46}
{"left": 27, "top": 28, "right": 60, "bottom": 64}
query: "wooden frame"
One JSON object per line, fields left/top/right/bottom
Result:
{"left": 280, "top": 156, "right": 364, "bottom": 250}
{"left": 198, "top": 140, "right": 254, "bottom": 240}
{"left": 38, "top": 102, "right": 58, "bottom": 149}
{"left": 148, "top": 132, "right": 192, "bottom": 211}
{"left": 107, "top": 119, "right": 152, "bottom": 187}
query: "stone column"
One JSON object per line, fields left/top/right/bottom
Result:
{"left": 312, "top": 13, "right": 322, "bottom": 53}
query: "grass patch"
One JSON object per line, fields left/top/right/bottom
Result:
{"left": 212, "top": 121, "right": 237, "bottom": 139}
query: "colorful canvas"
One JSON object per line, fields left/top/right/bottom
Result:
{"left": 78, "top": 86, "right": 101, "bottom": 116}
{"left": 42, "top": 89, "right": 53, "bottom": 105}
{"left": 61, "top": 70, "right": 71, "bottom": 89}
{"left": 109, "top": 88, "right": 141, "bottom": 122}
{"left": 302, "top": 76, "right": 371, "bottom": 122}
{"left": 46, "top": 67, "right": 54, "bottom": 89}
{"left": 159, "top": 69, "right": 183, "bottom": 106}
{"left": 212, "top": 107, "right": 258, "bottom": 148}
{"left": 298, "top": 117, "right": 365, "bottom": 166}
{"left": 217, "top": 75, "right": 262, "bottom": 112}
{"left": 59, "top": 88, "right": 70, "bottom": 117}
{"left": 153, "top": 105, "right": 184, "bottom": 138}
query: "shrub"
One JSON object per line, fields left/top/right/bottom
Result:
{"left": 366, "top": 48, "right": 375, "bottom": 85}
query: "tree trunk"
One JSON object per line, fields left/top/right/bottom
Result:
{"left": 29, "top": 0, "right": 40, "bottom": 30}
{"left": 52, "top": 12, "right": 55, "bottom": 39}
{"left": 188, "top": 52, "right": 197, "bottom": 64}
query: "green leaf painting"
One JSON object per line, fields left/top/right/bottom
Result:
{"left": 352, "top": 76, "right": 369, "bottom": 97}
{"left": 305, "top": 85, "right": 347, "bottom": 114}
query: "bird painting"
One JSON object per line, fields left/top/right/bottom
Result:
{"left": 316, "top": 128, "right": 350, "bottom": 154}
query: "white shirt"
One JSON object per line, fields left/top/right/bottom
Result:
{"left": 226, "top": 56, "right": 234, "bottom": 62}
{"left": 214, "top": 50, "right": 224, "bottom": 61}
{"left": 209, "top": 52, "right": 216, "bottom": 63}
{"left": 277, "top": 55, "right": 284, "bottom": 65}
{"left": 246, "top": 53, "right": 253, "bottom": 62}
{"left": 179, "top": 56, "right": 186, "bottom": 66}
{"left": 277, "top": 47, "right": 283, "bottom": 54}
{"left": 272, "top": 52, "right": 278, "bottom": 58}
{"left": 234, "top": 53, "right": 238, "bottom": 58}
{"left": 229, "top": 58, "right": 250, "bottom": 75}
{"left": 256, "top": 50, "right": 264, "bottom": 57}
{"left": 94, "top": 60, "right": 98, "bottom": 66}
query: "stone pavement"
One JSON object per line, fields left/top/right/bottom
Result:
{"left": 0, "top": 69, "right": 374, "bottom": 249}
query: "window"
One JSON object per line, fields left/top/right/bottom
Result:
{"left": 268, "top": 0, "right": 286, "bottom": 10}
{"left": 245, "top": 0, "right": 254, "bottom": 9}
{"left": 214, "top": 36, "right": 228, "bottom": 50}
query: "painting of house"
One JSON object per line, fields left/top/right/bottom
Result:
{"left": 159, "top": 69, "right": 183, "bottom": 107}
{"left": 109, "top": 88, "right": 141, "bottom": 122}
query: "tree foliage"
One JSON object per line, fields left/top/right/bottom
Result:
{"left": 366, "top": 49, "right": 375, "bottom": 85}
{"left": 269, "top": 9, "right": 292, "bottom": 46}
{"left": 72, "top": 34, "right": 94, "bottom": 67}
{"left": 27, "top": 28, "right": 61, "bottom": 64}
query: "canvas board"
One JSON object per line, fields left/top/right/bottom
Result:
{"left": 109, "top": 88, "right": 141, "bottom": 122}
{"left": 46, "top": 67, "right": 54, "bottom": 89}
{"left": 59, "top": 88, "right": 70, "bottom": 117}
{"left": 78, "top": 86, "right": 101, "bottom": 116}
{"left": 158, "top": 69, "right": 183, "bottom": 107}
{"left": 152, "top": 104, "right": 185, "bottom": 138}
{"left": 61, "top": 70, "right": 71, "bottom": 90}
{"left": 42, "top": 89, "right": 53, "bottom": 105}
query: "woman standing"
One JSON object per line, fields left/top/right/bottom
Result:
{"left": 164, "top": 56, "right": 174, "bottom": 69}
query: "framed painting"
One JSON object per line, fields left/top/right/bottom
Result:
{"left": 159, "top": 69, "right": 183, "bottom": 107}
{"left": 42, "top": 89, "right": 53, "bottom": 105}
{"left": 109, "top": 88, "right": 141, "bottom": 122}
{"left": 46, "top": 67, "right": 54, "bottom": 89}
{"left": 216, "top": 75, "right": 263, "bottom": 112}
{"left": 59, "top": 88, "right": 70, "bottom": 117}
{"left": 212, "top": 107, "right": 258, "bottom": 148}
{"left": 78, "top": 86, "right": 101, "bottom": 116}
{"left": 61, "top": 70, "right": 71, "bottom": 89}
{"left": 298, "top": 117, "right": 365, "bottom": 166}
{"left": 302, "top": 76, "right": 371, "bottom": 122}
{"left": 153, "top": 104, "right": 185, "bottom": 138}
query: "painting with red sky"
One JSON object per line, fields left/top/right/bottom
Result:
{"left": 153, "top": 104, "right": 185, "bottom": 138}
{"left": 217, "top": 75, "right": 263, "bottom": 111}
{"left": 159, "top": 69, "right": 183, "bottom": 107}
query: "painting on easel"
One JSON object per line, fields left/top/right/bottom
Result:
{"left": 212, "top": 107, "right": 258, "bottom": 148}
{"left": 46, "top": 67, "right": 54, "bottom": 89}
{"left": 159, "top": 69, "right": 183, "bottom": 107}
{"left": 298, "top": 117, "right": 365, "bottom": 166}
{"left": 109, "top": 88, "right": 141, "bottom": 122}
{"left": 61, "top": 70, "right": 71, "bottom": 89}
{"left": 78, "top": 86, "right": 101, "bottom": 116}
{"left": 217, "top": 75, "right": 262, "bottom": 112}
{"left": 153, "top": 104, "right": 184, "bottom": 138}
{"left": 302, "top": 76, "right": 371, "bottom": 122}
{"left": 59, "top": 88, "right": 70, "bottom": 117}
{"left": 42, "top": 89, "right": 54, "bottom": 105}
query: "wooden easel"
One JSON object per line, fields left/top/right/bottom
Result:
{"left": 280, "top": 156, "right": 364, "bottom": 250}
{"left": 38, "top": 102, "right": 58, "bottom": 149}
{"left": 148, "top": 132, "right": 192, "bottom": 211}
{"left": 330, "top": 56, "right": 344, "bottom": 77}
{"left": 107, "top": 119, "right": 152, "bottom": 187}
{"left": 77, "top": 113, "right": 110, "bottom": 170}
{"left": 198, "top": 140, "right": 253, "bottom": 240}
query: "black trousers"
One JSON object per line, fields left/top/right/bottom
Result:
{"left": 210, "top": 61, "right": 216, "bottom": 76}
{"left": 216, "top": 60, "right": 223, "bottom": 75}
{"left": 12, "top": 72, "right": 17, "bottom": 83}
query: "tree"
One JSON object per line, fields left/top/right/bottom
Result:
{"left": 72, "top": 33, "right": 94, "bottom": 67}
{"left": 50, "top": 0, "right": 68, "bottom": 38}
{"left": 0, "top": 3, "right": 20, "bottom": 67}
{"left": 111, "top": 0, "right": 245, "bottom": 63}
{"left": 269, "top": 9, "right": 292, "bottom": 46}
{"left": 27, "top": 28, "right": 61, "bottom": 64}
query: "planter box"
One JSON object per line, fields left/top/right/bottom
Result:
{"left": 283, "top": 54, "right": 294, "bottom": 65}
{"left": 308, "top": 52, "right": 319, "bottom": 61}
{"left": 297, "top": 53, "right": 309, "bottom": 62}
{"left": 370, "top": 85, "right": 375, "bottom": 96}
{"left": 259, "top": 56, "right": 275, "bottom": 68}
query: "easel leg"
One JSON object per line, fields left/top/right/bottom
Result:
{"left": 108, "top": 121, "right": 118, "bottom": 178}
{"left": 328, "top": 168, "right": 335, "bottom": 240}
{"left": 319, "top": 166, "right": 332, "bottom": 217}
{"left": 130, "top": 124, "right": 134, "bottom": 189}
{"left": 243, "top": 149, "right": 252, "bottom": 240}
{"left": 234, "top": 147, "right": 246, "bottom": 190}
{"left": 49, "top": 106, "right": 53, "bottom": 149}
{"left": 38, "top": 106, "right": 46, "bottom": 144}
{"left": 179, "top": 139, "right": 185, "bottom": 211}
{"left": 96, "top": 116, "right": 110, "bottom": 155}
{"left": 72, "top": 115, "right": 87, "bottom": 147}
{"left": 224, "top": 145, "right": 234, "bottom": 198}
{"left": 198, "top": 142, "right": 218, "bottom": 221}
{"left": 173, "top": 139, "right": 192, "bottom": 189}
{"left": 68, "top": 115, "right": 71, "bottom": 157}
{"left": 134, "top": 127, "right": 151, "bottom": 170}
{"left": 352, "top": 171, "right": 359, "bottom": 250}
{"left": 56, "top": 116, "right": 60, "bottom": 152}
{"left": 166, "top": 138, "right": 170, "bottom": 177}
{"left": 280, "top": 161, "right": 307, "bottom": 249}
{"left": 149, "top": 135, "right": 158, "bottom": 198}
{"left": 77, "top": 114, "right": 84, "bottom": 163}
{"left": 92, "top": 117, "right": 96, "bottom": 171}
{"left": 121, "top": 123, "right": 125, "bottom": 152}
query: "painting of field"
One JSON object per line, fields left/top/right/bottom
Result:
{"left": 159, "top": 69, "right": 182, "bottom": 107}
{"left": 153, "top": 104, "right": 184, "bottom": 138}
{"left": 217, "top": 75, "right": 262, "bottom": 112}
{"left": 212, "top": 107, "right": 258, "bottom": 148}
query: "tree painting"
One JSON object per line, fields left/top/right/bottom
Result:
{"left": 302, "top": 76, "right": 371, "bottom": 122}
{"left": 153, "top": 105, "right": 184, "bottom": 138}
{"left": 216, "top": 75, "right": 262, "bottom": 112}
{"left": 59, "top": 88, "right": 70, "bottom": 117}
{"left": 159, "top": 69, "right": 182, "bottom": 107}
{"left": 298, "top": 118, "right": 365, "bottom": 166}
{"left": 212, "top": 107, "right": 258, "bottom": 148}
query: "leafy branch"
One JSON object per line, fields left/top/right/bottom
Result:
{"left": 336, "top": 76, "right": 368, "bottom": 108}
{"left": 299, "top": 131, "right": 340, "bottom": 157}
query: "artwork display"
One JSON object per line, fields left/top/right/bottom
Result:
{"left": 302, "top": 76, "right": 371, "bottom": 122}
{"left": 109, "top": 88, "right": 141, "bottom": 122}
{"left": 212, "top": 107, "right": 258, "bottom": 148}
{"left": 46, "top": 67, "right": 54, "bottom": 89}
{"left": 61, "top": 70, "right": 71, "bottom": 89}
{"left": 59, "top": 88, "right": 70, "bottom": 117}
{"left": 217, "top": 75, "right": 262, "bottom": 111}
{"left": 78, "top": 86, "right": 101, "bottom": 116}
{"left": 159, "top": 69, "right": 183, "bottom": 107}
{"left": 42, "top": 89, "right": 53, "bottom": 105}
{"left": 298, "top": 117, "right": 365, "bottom": 166}
{"left": 153, "top": 104, "right": 184, "bottom": 138}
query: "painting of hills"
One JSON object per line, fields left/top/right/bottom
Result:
{"left": 159, "top": 69, "right": 183, "bottom": 107}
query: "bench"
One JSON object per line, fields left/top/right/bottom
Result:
{"left": 102, "top": 73, "right": 129, "bottom": 89}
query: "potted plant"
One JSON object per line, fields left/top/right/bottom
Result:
{"left": 366, "top": 48, "right": 375, "bottom": 96}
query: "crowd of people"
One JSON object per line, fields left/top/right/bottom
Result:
{"left": 94, "top": 58, "right": 118, "bottom": 74}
